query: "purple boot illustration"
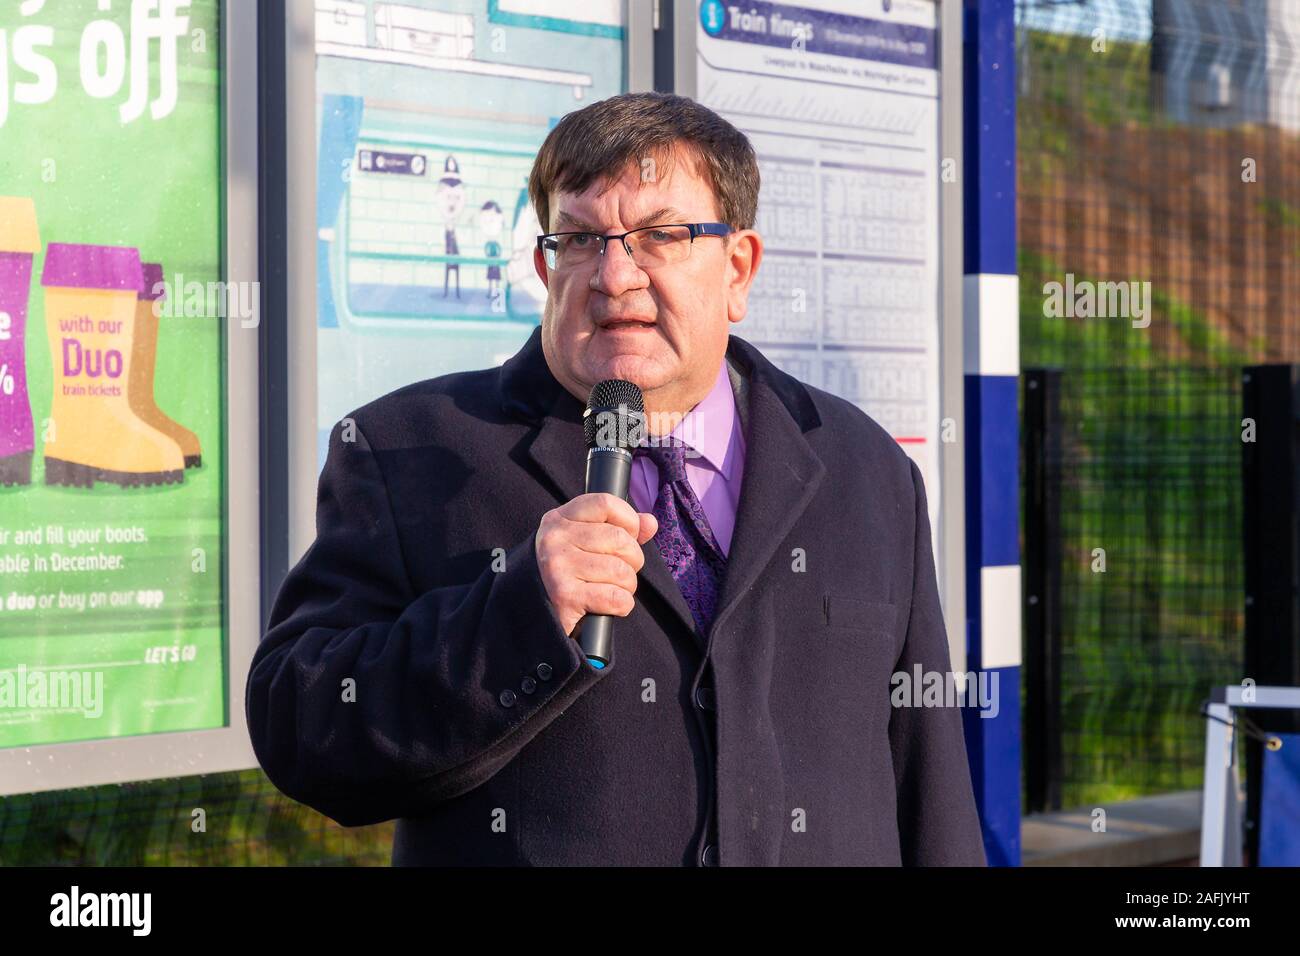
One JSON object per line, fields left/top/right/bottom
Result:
{"left": 0, "top": 197, "right": 40, "bottom": 487}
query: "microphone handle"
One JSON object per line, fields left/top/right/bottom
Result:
{"left": 578, "top": 446, "right": 634, "bottom": 668}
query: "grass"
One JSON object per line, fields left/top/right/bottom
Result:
{"left": 0, "top": 770, "right": 394, "bottom": 866}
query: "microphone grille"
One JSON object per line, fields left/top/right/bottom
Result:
{"left": 584, "top": 379, "right": 646, "bottom": 450}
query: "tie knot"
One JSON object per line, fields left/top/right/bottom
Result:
{"left": 640, "top": 439, "right": 690, "bottom": 484}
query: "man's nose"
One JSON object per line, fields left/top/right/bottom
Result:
{"left": 591, "top": 238, "right": 645, "bottom": 292}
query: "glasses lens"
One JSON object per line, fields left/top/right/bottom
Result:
{"left": 627, "top": 225, "right": 693, "bottom": 269}
{"left": 547, "top": 233, "right": 602, "bottom": 270}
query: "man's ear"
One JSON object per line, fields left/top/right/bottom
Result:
{"left": 725, "top": 230, "right": 763, "bottom": 325}
{"left": 534, "top": 246, "right": 551, "bottom": 289}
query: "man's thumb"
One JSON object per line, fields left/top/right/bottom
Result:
{"left": 637, "top": 512, "right": 659, "bottom": 545}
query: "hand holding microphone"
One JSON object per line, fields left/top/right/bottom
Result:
{"left": 534, "top": 380, "right": 655, "bottom": 668}
{"left": 534, "top": 494, "right": 656, "bottom": 638}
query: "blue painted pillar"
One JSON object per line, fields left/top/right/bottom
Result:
{"left": 961, "top": 0, "right": 1021, "bottom": 867}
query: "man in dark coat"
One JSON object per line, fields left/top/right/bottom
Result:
{"left": 246, "top": 92, "right": 986, "bottom": 867}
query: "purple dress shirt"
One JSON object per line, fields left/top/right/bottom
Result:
{"left": 628, "top": 359, "right": 746, "bottom": 557}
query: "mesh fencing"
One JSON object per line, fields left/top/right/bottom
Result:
{"left": 1015, "top": 0, "right": 1300, "bottom": 807}
{"left": 1026, "top": 367, "right": 1245, "bottom": 807}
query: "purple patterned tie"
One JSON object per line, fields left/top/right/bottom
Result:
{"left": 639, "top": 439, "right": 728, "bottom": 638}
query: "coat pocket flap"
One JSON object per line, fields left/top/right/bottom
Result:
{"left": 824, "top": 594, "right": 897, "bottom": 632}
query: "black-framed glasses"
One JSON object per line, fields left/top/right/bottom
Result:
{"left": 536, "top": 222, "right": 732, "bottom": 272}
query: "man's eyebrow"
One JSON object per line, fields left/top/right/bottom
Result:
{"left": 554, "top": 207, "right": 687, "bottom": 232}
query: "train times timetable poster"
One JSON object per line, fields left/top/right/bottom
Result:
{"left": 697, "top": 0, "right": 944, "bottom": 529}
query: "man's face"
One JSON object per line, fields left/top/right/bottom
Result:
{"left": 533, "top": 145, "right": 762, "bottom": 422}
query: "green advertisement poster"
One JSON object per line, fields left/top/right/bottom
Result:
{"left": 0, "top": 0, "right": 227, "bottom": 748}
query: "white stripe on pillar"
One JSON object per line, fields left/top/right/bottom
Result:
{"left": 980, "top": 564, "right": 1022, "bottom": 670}
{"left": 963, "top": 273, "right": 1020, "bottom": 377}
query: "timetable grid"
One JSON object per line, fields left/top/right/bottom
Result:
{"left": 737, "top": 144, "right": 934, "bottom": 437}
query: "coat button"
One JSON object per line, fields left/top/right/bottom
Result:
{"left": 694, "top": 687, "right": 716, "bottom": 711}
{"left": 700, "top": 843, "right": 719, "bottom": 866}
{"left": 536, "top": 663, "right": 553, "bottom": 681}
{"left": 499, "top": 689, "right": 516, "bottom": 708}
{"left": 520, "top": 676, "right": 537, "bottom": 694}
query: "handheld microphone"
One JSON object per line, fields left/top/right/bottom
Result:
{"left": 578, "top": 379, "right": 646, "bottom": 669}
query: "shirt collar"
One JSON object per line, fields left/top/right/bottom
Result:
{"left": 662, "top": 359, "right": 741, "bottom": 480}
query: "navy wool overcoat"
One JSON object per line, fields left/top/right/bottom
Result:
{"left": 246, "top": 327, "right": 987, "bottom": 867}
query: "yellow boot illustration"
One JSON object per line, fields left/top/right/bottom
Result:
{"left": 131, "top": 263, "right": 202, "bottom": 468}
{"left": 40, "top": 244, "right": 185, "bottom": 488}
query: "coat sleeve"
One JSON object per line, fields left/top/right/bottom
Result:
{"left": 888, "top": 458, "right": 988, "bottom": 865}
{"left": 245, "top": 416, "right": 604, "bottom": 827}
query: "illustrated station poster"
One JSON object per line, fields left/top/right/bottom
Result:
{"left": 314, "top": 0, "right": 626, "bottom": 465}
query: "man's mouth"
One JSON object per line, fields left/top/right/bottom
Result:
{"left": 597, "top": 319, "right": 656, "bottom": 331}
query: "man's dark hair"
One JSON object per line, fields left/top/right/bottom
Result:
{"left": 527, "top": 91, "right": 760, "bottom": 234}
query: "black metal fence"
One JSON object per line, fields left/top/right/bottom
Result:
{"left": 1022, "top": 366, "right": 1245, "bottom": 810}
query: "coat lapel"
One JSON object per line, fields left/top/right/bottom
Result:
{"left": 707, "top": 336, "right": 825, "bottom": 652}
{"left": 498, "top": 328, "right": 826, "bottom": 657}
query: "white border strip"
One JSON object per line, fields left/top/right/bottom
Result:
{"left": 963, "top": 272, "right": 1020, "bottom": 377}
{"left": 979, "top": 564, "right": 1022, "bottom": 670}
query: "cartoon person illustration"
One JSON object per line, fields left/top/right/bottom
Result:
{"left": 478, "top": 200, "right": 505, "bottom": 306}
{"left": 437, "top": 155, "right": 465, "bottom": 299}
{"left": 507, "top": 176, "right": 547, "bottom": 318}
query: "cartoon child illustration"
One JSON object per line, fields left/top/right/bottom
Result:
{"left": 478, "top": 200, "right": 505, "bottom": 306}
{"left": 437, "top": 154, "right": 465, "bottom": 299}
